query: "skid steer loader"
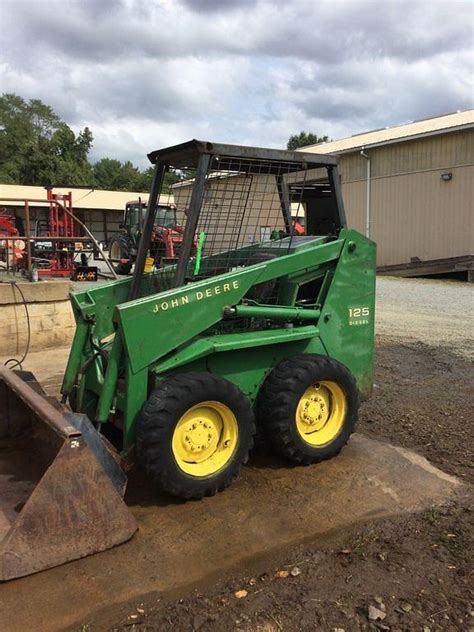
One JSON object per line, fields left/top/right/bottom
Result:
{"left": 0, "top": 140, "right": 376, "bottom": 581}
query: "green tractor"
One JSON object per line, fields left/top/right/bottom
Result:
{"left": 108, "top": 199, "right": 188, "bottom": 274}
{"left": 0, "top": 140, "right": 375, "bottom": 580}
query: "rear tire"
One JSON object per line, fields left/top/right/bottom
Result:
{"left": 257, "top": 354, "right": 359, "bottom": 464}
{"left": 109, "top": 234, "right": 132, "bottom": 275}
{"left": 136, "top": 373, "right": 255, "bottom": 499}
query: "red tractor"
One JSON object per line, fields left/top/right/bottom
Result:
{"left": 109, "top": 200, "right": 190, "bottom": 274}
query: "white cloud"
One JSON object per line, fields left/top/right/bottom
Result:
{"left": 1, "top": 0, "right": 472, "bottom": 167}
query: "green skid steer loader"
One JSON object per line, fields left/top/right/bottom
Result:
{"left": 0, "top": 140, "right": 376, "bottom": 580}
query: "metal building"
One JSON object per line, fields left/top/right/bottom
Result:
{"left": 300, "top": 110, "right": 474, "bottom": 279}
{"left": 0, "top": 184, "right": 173, "bottom": 243}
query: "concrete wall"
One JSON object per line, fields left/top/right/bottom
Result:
{"left": 0, "top": 282, "right": 75, "bottom": 357}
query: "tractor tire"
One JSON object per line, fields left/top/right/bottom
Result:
{"left": 257, "top": 354, "right": 359, "bottom": 465}
{"left": 136, "top": 372, "right": 255, "bottom": 499}
{"left": 109, "top": 233, "right": 133, "bottom": 275}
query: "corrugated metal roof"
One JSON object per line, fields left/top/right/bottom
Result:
{"left": 0, "top": 184, "right": 173, "bottom": 211}
{"left": 299, "top": 110, "right": 474, "bottom": 155}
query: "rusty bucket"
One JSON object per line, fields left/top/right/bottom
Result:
{"left": 0, "top": 367, "right": 137, "bottom": 581}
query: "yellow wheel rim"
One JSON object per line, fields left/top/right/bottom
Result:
{"left": 172, "top": 401, "right": 238, "bottom": 477}
{"left": 295, "top": 381, "right": 347, "bottom": 446}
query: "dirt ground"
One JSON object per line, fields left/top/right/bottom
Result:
{"left": 2, "top": 276, "right": 473, "bottom": 632}
{"left": 65, "top": 276, "right": 473, "bottom": 632}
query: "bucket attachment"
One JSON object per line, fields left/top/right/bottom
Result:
{"left": 0, "top": 367, "right": 137, "bottom": 581}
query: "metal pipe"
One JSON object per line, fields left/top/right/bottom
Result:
{"left": 225, "top": 304, "right": 320, "bottom": 322}
{"left": 60, "top": 319, "right": 90, "bottom": 398}
{"left": 276, "top": 174, "right": 292, "bottom": 233}
{"left": 175, "top": 153, "right": 211, "bottom": 287}
{"left": 24, "top": 201, "right": 32, "bottom": 275}
{"left": 327, "top": 165, "right": 347, "bottom": 229}
{"left": 96, "top": 333, "right": 123, "bottom": 423}
{"left": 360, "top": 147, "right": 371, "bottom": 238}
{"left": 0, "top": 236, "right": 102, "bottom": 242}
{"left": 54, "top": 201, "right": 118, "bottom": 280}
{"left": 128, "top": 162, "right": 165, "bottom": 301}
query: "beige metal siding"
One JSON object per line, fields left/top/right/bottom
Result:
{"left": 340, "top": 181, "right": 366, "bottom": 234}
{"left": 371, "top": 130, "right": 473, "bottom": 179}
{"left": 370, "top": 165, "right": 473, "bottom": 266}
{"left": 338, "top": 129, "right": 474, "bottom": 267}
{"left": 340, "top": 129, "right": 474, "bottom": 183}
{"left": 340, "top": 154, "right": 366, "bottom": 182}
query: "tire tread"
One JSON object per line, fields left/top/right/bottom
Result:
{"left": 257, "top": 354, "right": 359, "bottom": 465}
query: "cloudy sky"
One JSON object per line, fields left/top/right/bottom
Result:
{"left": 1, "top": 0, "right": 473, "bottom": 167}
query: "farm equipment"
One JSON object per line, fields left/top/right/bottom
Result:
{"left": 109, "top": 199, "right": 190, "bottom": 274}
{"left": 0, "top": 191, "right": 114, "bottom": 280}
{"left": 0, "top": 140, "right": 376, "bottom": 580}
{"left": 0, "top": 208, "right": 25, "bottom": 267}
{"left": 31, "top": 189, "right": 83, "bottom": 277}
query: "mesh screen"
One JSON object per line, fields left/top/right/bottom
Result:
{"left": 172, "top": 155, "right": 309, "bottom": 284}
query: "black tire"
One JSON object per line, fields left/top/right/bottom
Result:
{"left": 257, "top": 354, "right": 359, "bottom": 464}
{"left": 109, "top": 233, "right": 132, "bottom": 275}
{"left": 136, "top": 372, "right": 255, "bottom": 499}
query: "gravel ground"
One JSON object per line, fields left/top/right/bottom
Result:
{"left": 376, "top": 276, "right": 474, "bottom": 359}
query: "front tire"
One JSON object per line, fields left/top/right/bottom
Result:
{"left": 136, "top": 373, "right": 255, "bottom": 499}
{"left": 109, "top": 233, "right": 132, "bottom": 275}
{"left": 257, "top": 354, "right": 359, "bottom": 464}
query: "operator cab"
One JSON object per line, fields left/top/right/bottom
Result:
{"left": 288, "top": 182, "right": 342, "bottom": 238}
{"left": 124, "top": 200, "right": 177, "bottom": 231}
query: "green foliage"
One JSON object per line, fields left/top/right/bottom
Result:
{"left": 91, "top": 162, "right": 187, "bottom": 193}
{"left": 0, "top": 93, "right": 191, "bottom": 194}
{"left": 287, "top": 131, "right": 330, "bottom": 150}
{"left": 92, "top": 158, "right": 144, "bottom": 191}
{"left": 0, "top": 94, "right": 94, "bottom": 186}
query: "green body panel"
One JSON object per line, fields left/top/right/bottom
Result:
{"left": 115, "top": 238, "right": 343, "bottom": 375}
{"left": 192, "top": 336, "right": 327, "bottom": 402}
{"left": 152, "top": 326, "right": 318, "bottom": 374}
{"left": 62, "top": 229, "right": 376, "bottom": 452}
{"left": 317, "top": 232, "right": 376, "bottom": 398}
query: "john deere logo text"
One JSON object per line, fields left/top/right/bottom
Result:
{"left": 153, "top": 280, "right": 240, "bottom": 313}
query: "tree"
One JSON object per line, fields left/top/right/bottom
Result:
{"left": 0, "top": 93, "right": 191, "bottom": 193}
{"left": 0, "top": 94, "right": 94, "bottom": 186}
{"left": 287, "top": 131, "right": 330, "bottom": 150}
{"left": 93, "top": 158, "right": 151, "bottom": 191}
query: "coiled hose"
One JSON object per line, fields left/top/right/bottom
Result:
{"left": 1, "top": 280, "right": 31, "bottom": 370}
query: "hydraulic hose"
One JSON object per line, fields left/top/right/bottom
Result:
{"left": 1, "top": 280, "right": 31, "bottom": 370}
